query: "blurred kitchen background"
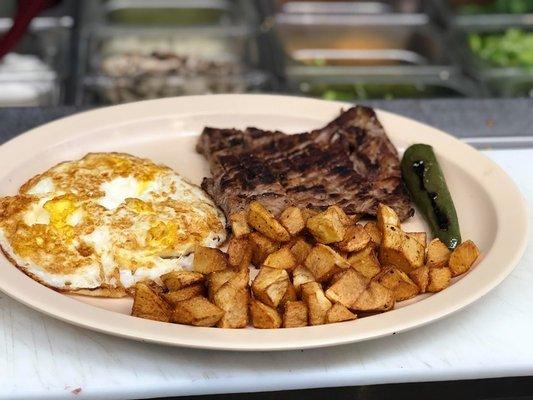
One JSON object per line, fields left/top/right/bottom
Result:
{"left": 0, "top": 0, "right": 532, "bottom": 108}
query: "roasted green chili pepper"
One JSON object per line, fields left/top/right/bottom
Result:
{"left": 401, "top": 144, "right": 461, "bottom": 249}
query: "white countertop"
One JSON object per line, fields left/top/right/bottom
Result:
{"left": 1, "top": 149, "right": 531, "bottom": 400}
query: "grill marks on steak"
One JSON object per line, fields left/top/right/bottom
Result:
{"left": 197, "top": 106, "right": 414, "bottom": 221}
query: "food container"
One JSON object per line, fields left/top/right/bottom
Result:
{"left": 0, "top": 17, "right": 70, "bottom": 106}
{"left": 105, "top": 0, "right": 234, "bottom": 26}
{"left": 277, "top": 0, "right": 425, "bottom": 14}
{"left": 288, "top": 67, "right": 480, "bottom": 100}
{"left": 454, "top": 25, "right": 533, "bottom": 97}
{"left": 430, "top": 0, "right": 533, "bottom": 27}
{"left": 81, "top": 25, "right": 270, "bottom": 104}
{"left": 274, "top": 14, "right": 450, "bottom": 67}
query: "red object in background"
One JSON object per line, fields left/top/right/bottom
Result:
{"left": 0, "top": 0, "right": 60, "bottom": 60}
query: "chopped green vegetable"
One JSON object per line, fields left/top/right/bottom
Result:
{"left": 468, "top": 29, "right": 533, "bottom": 68}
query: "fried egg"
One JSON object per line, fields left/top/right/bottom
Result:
{"left": 0, "top": 153, "right": 226, "bottom": 296}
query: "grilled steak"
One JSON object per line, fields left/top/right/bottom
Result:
{"left": 197, "top": 106, "right": 414, "bottom": 221}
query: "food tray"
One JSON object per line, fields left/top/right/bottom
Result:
{"left": 453, "top": 24, "right": 533, "bottom": 97}
{"left": 104, "top": 0, "right": 233, "bottom": 26}
{"left": 277, "top": 0, "right": 425, "bottom": 15}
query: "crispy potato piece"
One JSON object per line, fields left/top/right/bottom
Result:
{"left": 230, "top": 267, "right": 250, "bottom": 289}
{"left": 364, "top": 221, "right": 382, "bottom": 247}
{"left": 449, "top": 240, "right": 480, "bottom": 277}
{"left": 427, "top": 238, "right": 451, "bottom": 269}
{"left": 376, "top": 267, "right": 420, "bottom": 302}
{"left": 379, "top": 225, "right": 424, "bottom": 273}
{"left": 247, "top": 201, "right": 290, "bottom": 242}
{"left": 131, "top": 282, "right": 172, "bottom": 322}
{"left": 408, "top": 232, "right": 427, "bottom": 248}
{"left": 251, "top": 267, "right": 290, "bottom": 308}
{"left": 171, "top": 296, "right": 224, "bottom": 327}
{"left": 325, "top": 269, "right": 369, "bottom": 308}
{"left": 213, "top": 284, "right": 249, "bottom": 328}
{"left": 427, "top": 267, "right": 452, "bottom": 293}
{"left": 263, "top": 246, "right": 297, "bottom": 270}
{"left": 161, "top": 271, "right": 204, "bottom": 291}
{"left": 290, "top": 238, "right": 313, "bottom": 264}
{"left": 292, "top": 265, "right": 316, "bottom": 292}
{"left": 337, "top": 224, "right": 371, "bottom": 253}
{"left": 408, "top": 265, "right": 429, "bottom": 293}
{"left": 207, "top": 269, "right": 237, "bottom": 300}
{"left": 305, "top": 244, "right": 350, "bottom": 282}
{"left": 283, "top": 300, "right": 308, "bottom": 328}
{"left": 301, "top": 281, "right": 332, "bottom": 325}
{"left": 306, "top": 207, "right": 347, "bottom": 244}
{"left": 280, "top": 281, "right": 297, "bottom": 308}
{"left": 326, "top": 303, "right": 357, "bottom": 323}
{"left": 249, "top": 232, "right": 280, "bottom": 266}
{"left": 377, "top": 203, "right": 401, "bottom": 231}
{"left": 280, "top": 206, "right": 305, "bottom": 236}
{"left": 351, "top": 281, "right": 395, "bottom": 312}
{"left": 164, "top": 284, "right": 205, "bottom": 305}
{"left": 250, "top": 299, "right": 282, "bottom": 329}
{"left": 193, "top": 246, "right": 228, "bottom": 274}
{"left": 327, "top": 205, "right": 353, "bottom": 227}
{"left": 230, "top": 211, "right": 251, "bottom": 238}
{"left": 348, "top": 246, "right": 381, "bottom": 279}
{"left": 227, "top": 236, "right": 252, "bottom": 270}
{"left": 301, "top": 207, "right": 319, "bottom": 223}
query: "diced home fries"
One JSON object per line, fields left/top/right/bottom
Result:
{"left": 131, "top": 201, "right": 480, "bottom": 329}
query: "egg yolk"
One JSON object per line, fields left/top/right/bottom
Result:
{"left": 43, "top": 194, "right": 78, "bottom": 237}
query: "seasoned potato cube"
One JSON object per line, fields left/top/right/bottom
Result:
{"left": 213, "top": 284, "right": 249, "bottom": 328}
{"left": 249, "top": 232, "right": 280, "bottom": 266}
{"left": 161, "top": 271, "right": 204, "bottom": 291}
{"left": 279, "top": 281, "right": 298, "bottom": 308}
{"left": 337, "top": 224, "right": 371, "bottom": 253}
{"left": 401, "top": 233, "right": 426, "bottom": 270}
{"left": 448, "top": 240, "right": 480, "bottom": 277}
{"left": 193, "top": 246, "right": 228, "bottom": 274}
{"left": 251, "top": 267, "right": 290, "bottom": 308}
{"left": 326, "top": 303, "right": 357, "bottom": 324}
{"left": 132, "top": 282, "right": 172, "bottom": 322}
{"left": 364, "top": 221, "right": 382, "bottom": 247}
{"left": 301, "top": 282, "right": 332, "bottom": 325}
{"left": 290, "top": 238, "right": 313, "bottom": 264}
{"left": 171, "top": 296, "right": 224, "bottom": 327}
{"left": 408, "top": 232, "right": 427, "bottom": 248}
{"left": 306, "top": 207, "right": 347, "bottom": 244}
{"left": 230, "top": 211, "right": 251, "bottom": 238}
{"left": 280, "top": 206, "right": 305, "bottom": 236}
{"left": 408, "top": 265, "right": 429, "bottom": 293}
{"left": 292, "top": 265, "right": 316, "bottom": 292}
{"left": 325, "top": 269, "right": 369, "bottom": 308}
{"left": 305, "top": 244, "right": 350, "bottom": 282}
{"left": 379, "top": 225, "right": 424, "bottom": 273}
{"left": 207, "top": 269, "right": 237, "bottom": 300}
{"left": 227, "top": 236, "right": 252, "bottom": 270}
{"left": 427, "top": 238, "right": 451, "bottom": 269}
{"left": 301, "top": 207, "right": 319, "bottom": 223}
{"left": 327, "top": 205, "right": 353, "bottom": 227}
{"left": 351, "top": 281, "right": 395, "bottom": 312}
{"left": 263, "top": 246, "right": 297, "bottom": 270}
{"left": 250, "top": 299, "right": 282, "bottom": 329}
{"left": 230, "top": 267, "right": 250, "bottom": 289}
{"left": 283, "top": 300, "right": 308, "bottom": 328}
{"left": 376, "top": 267, "right": 420, "bottom": 302}
{"left": 164, "top": 284, "right": 205, "bottom": 305}
{"left": 377, "top": 203, "right": 401, "bottom": 231}
{"left": 247, "top": 201, "right": 290, "bottom": 242}
{"left": 427, "top": 267, "right": 452, "bottom": 293}
{"left": 348, "top": 246, "right": 381, "bottom": 279}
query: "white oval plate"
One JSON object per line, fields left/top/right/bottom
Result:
{"left": 0, "top": 95, "right": 527, "bottom": 351}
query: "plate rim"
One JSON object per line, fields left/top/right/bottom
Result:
{"left": 0, "top": 94, "right": 527, "bottom": 351}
